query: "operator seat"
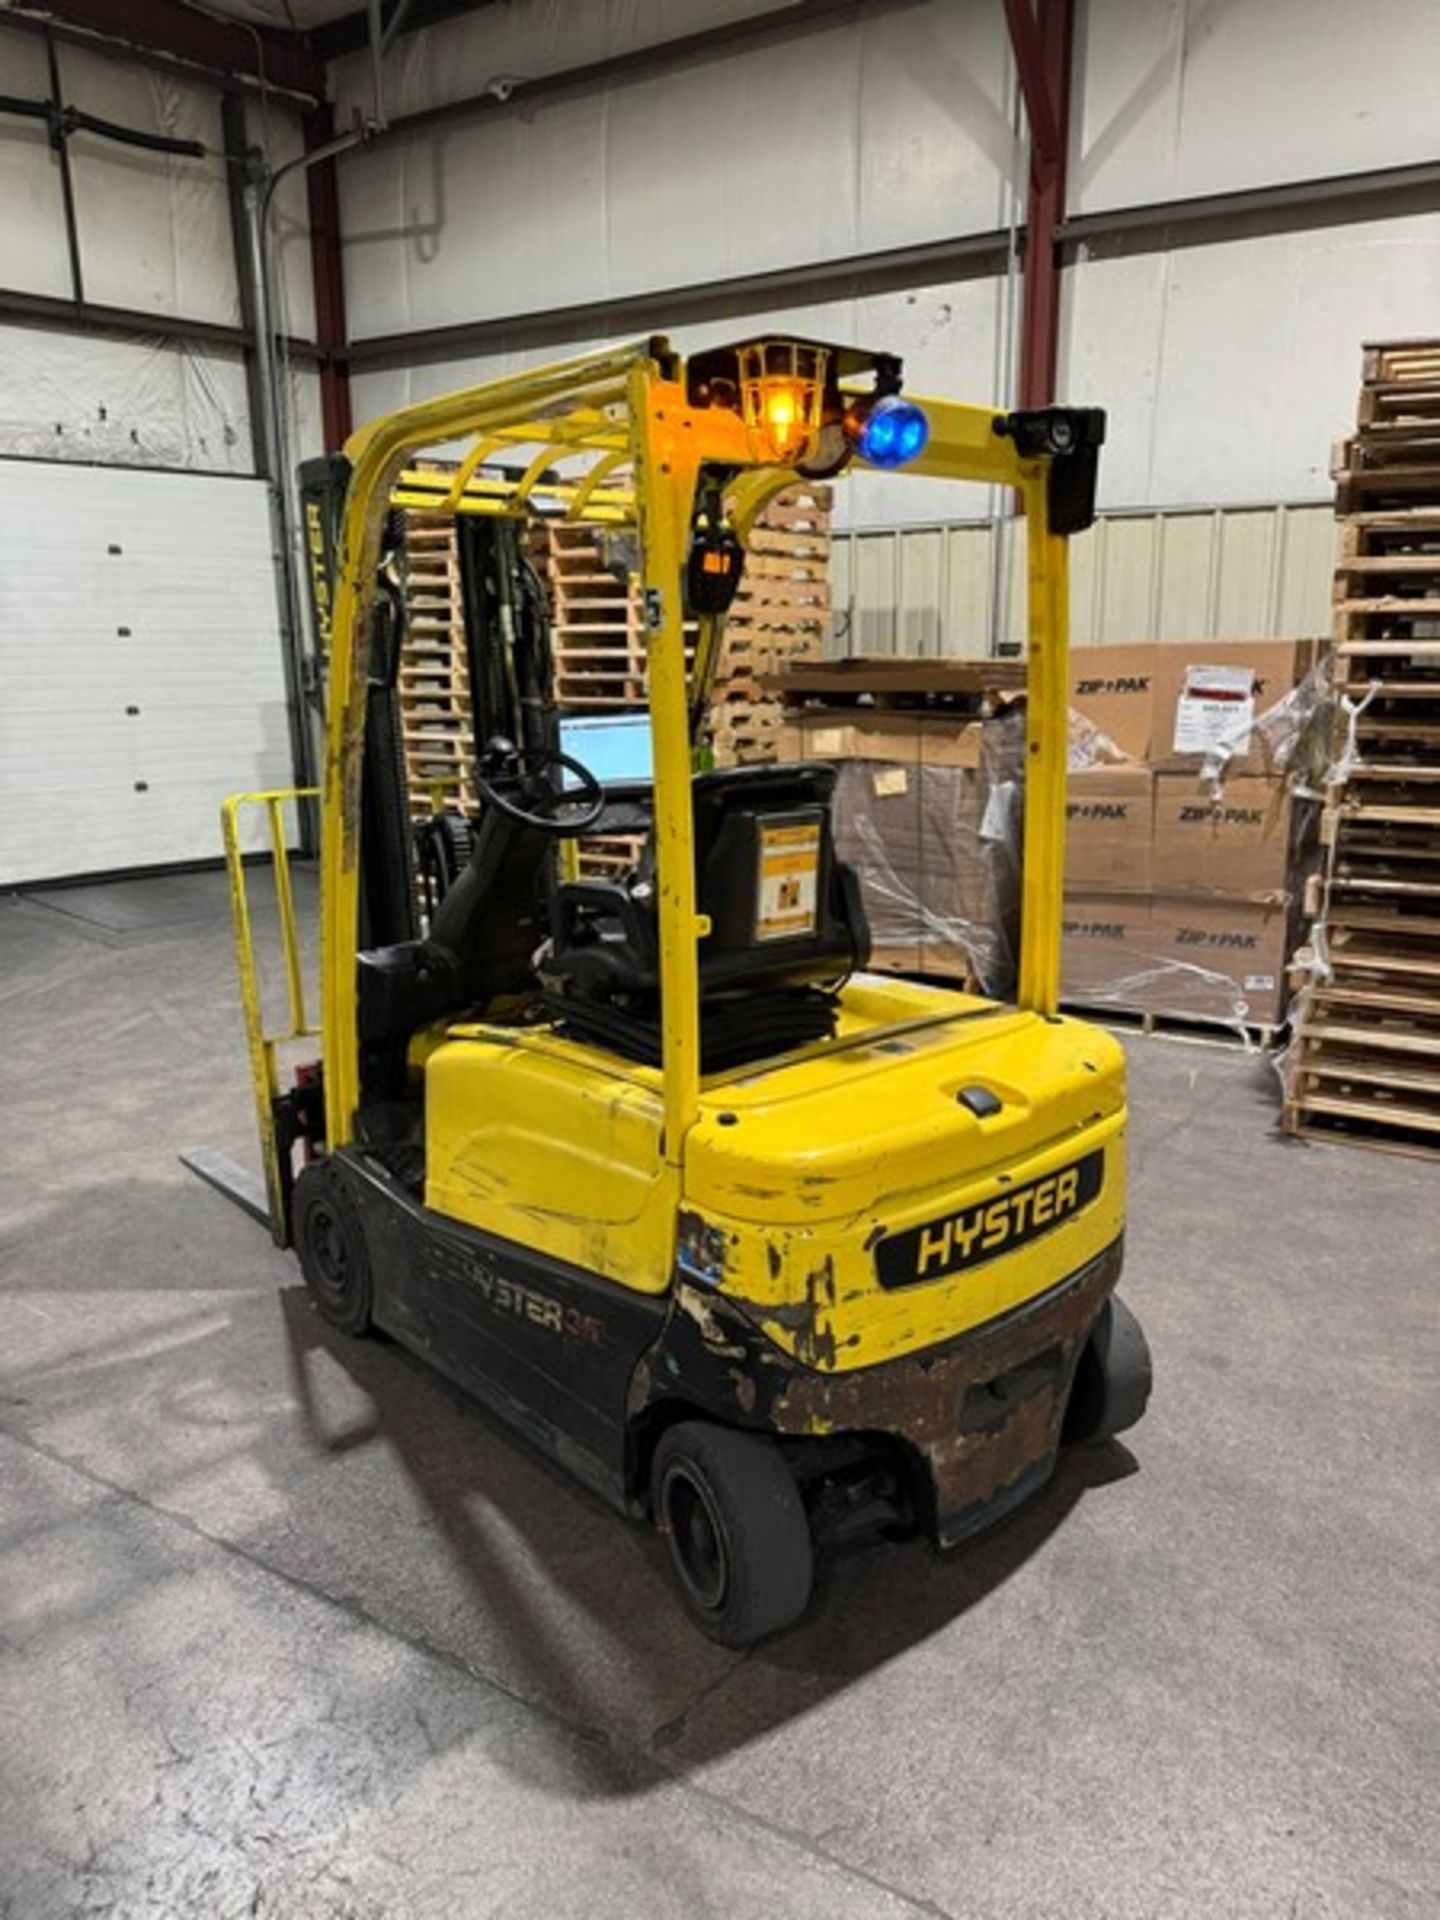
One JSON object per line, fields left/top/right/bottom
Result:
{"left": 355, "top": 807, "right": 551, "bottom": 1100}
{"left": 541, "top": 763, "right": 870, "bottom": 1071}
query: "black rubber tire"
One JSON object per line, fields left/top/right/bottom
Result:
{"left": 293, "top": 1160, "right": 373, "bottom": 1337}
{"left": 652, "top": 1421, "right": 813, "bottom": 1648}
{"left": 1063, "top": 1295, "right": 1152, "bottom": 1445}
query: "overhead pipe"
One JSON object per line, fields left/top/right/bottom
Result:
{"left": 11, "top": 0, "right": 325, "bottom": 101}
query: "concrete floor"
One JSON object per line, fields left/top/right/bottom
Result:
{"left": 0, "top": 869, "right": 1435, "bottom": 1920}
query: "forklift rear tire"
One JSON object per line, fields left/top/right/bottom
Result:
{"left": 652, "top": 1422, "right": 813, "bottom": 1648}
{"left": 1063, "top": 1295, "right": 1152, "bottom": 1445}
{"left": 293, "top": 1161, "right": 373, "bottom": 1338}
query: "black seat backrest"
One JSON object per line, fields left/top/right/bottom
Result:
{"left": 546, "top": 762, "right": 868, "bottom": 1008}
{"left": 356, "top": 807, "right": 550, "bottom": 1096}
{"left": 690, "top": 763, "right": 855, "bottom": 988}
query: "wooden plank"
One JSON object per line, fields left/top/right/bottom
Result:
{"left": 1339, "top": 506, "right": 1440, "bottom": 534}
{"left": 1325, "top": 942, "right": 1440, "bottom": 977}
{"left": 1299, "top": 1053, "right": 1440, "bottom": 1097}
{"left": 1304, "top": 1020, "right": 1440, "bottom": 1060}
{"left": 772, "top": 656, "right": 1024, "bottom": 700}
{"left": 1337, "top": 637, "right": 1440, "bottom": 656}
{"left": 1311, "top": 980, "right": 1440, "bottom": 1018}
{"left": 1332, "top": 873, "right": 1440, "bottom": 900}
{"left": 1339, "top": 801, "right": 1440, "bottom": 826}
{"left": 1355, "top": 713, "right": 1440, "bottom": 740}
{"left": 1334, "top": 595, "right": 1440, "bottom": 617}
{"left": 1285, "top": 1109, "right": 1440, "bottom": 1163}
{"left": 1289, "top": 1085, "right": 1440, "bottom": 1136}
{"left": 1335, "top": 554, "right": 1440, "bottom": 577}
{"left": 1327, "top": 904, "right": 1440, "bottom": 938}
{"left": 1348, "top": 762, "right": 1440, "bottom": 782}
{"left": 1332, "top": 461, "right": 1440, "bottom": 490}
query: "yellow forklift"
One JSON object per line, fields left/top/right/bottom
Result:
{"left": 218, "top": 336, "right": 1149, "bottom": 1644}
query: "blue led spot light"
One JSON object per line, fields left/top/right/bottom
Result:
{"left": 855, "top": 396, "right": 929, "bottom": 468}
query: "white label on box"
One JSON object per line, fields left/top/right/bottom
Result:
{"left": 1242, "top": 974, "right": 1276, "bottom": 992}
{"left": 1172, "top": 664, "right": 1256, "bottom": 757}
{"left": 872, "top": 767, "right": 908, "bottom": 797}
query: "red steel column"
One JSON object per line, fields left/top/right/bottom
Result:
{"left": 1004, "top": 0, "right": 1075, "bottom": 408}
{"left": 303, "top": 105, "right": 353, "bottom": 451}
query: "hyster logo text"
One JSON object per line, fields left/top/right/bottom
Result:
{"left": 875, "top": 1150, "right": 1105, "bottom": 1289}
{"left": 472, "top": 1266, "right": 604, "bottom": 1344}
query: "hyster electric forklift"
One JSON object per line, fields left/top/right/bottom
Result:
{"left": 220, "top": 335, "right": 1150, "bottom": 1645}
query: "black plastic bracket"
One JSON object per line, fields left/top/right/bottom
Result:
{"left": 994, "top": 407, "right": 1107, "bottom": 535}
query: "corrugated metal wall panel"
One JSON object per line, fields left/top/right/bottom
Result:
{"left": 828, "top": 503, "right": 1334, "bottom": 656}
{"left": 1275, "top": 506, "right": 1339, "bottom": 637}
{"left": 1154, "top": 514, "right": 1216, "bottom": 638}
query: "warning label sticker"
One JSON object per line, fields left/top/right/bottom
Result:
{"left": 755, "top": 820, "right": 821, "bottom": 942}
{"left": 1172, "top": 664, "right": 1256, "bottom": 757}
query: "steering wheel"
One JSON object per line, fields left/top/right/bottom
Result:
{"left": 472, "top": 742, "right": 606, "bottom": 837}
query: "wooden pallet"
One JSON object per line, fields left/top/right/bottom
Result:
{"left": 771, "top": 655, "right": 1026, "bottom": 709}
{"left": 1062, "top": 1000, "right": 1281, "bottom": 1051}
{"left": 1284, "top": 339, "right": 1440, "bottom": 1159}
{"left": 392, "top": 477, "right": 833, "bottom": 872}
{"left": 1361, "top": 338, "right": 1440, "bottom": 388}
{"left": 544, "top": 484, "right": 833, "bottom": 770}
{"left": 398, "top": 493, "right": 476, "bottom": 819}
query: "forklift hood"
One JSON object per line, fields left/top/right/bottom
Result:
{"left": 683, "top": 979, "right": 1127, "bottom": 1370}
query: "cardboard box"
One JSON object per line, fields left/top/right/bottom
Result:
{"left": 1150, "top": 772, "right": 1292, "bottom": 903}
{"left": 1150, "top": 640, "right": 1313, "bottom": 776}
{"left": 1062, "top": 891, "right": 1292, "bottom": 1026}
{"left": 1069, "top": 639, "right": 1321, "bottom": 778}
{"left": 1065, "top": 766, "right": 1153, "bottom": 894}
{"left": 831, "top": 758, "right": 1018, "bottom": 995}
{"left": 1068, "top": 644, "right": 1156, "bottom": 760}
{"left": 1144, "top": 896, "right": 1291, "bottom": 1025}
{"left": 778, "top": 710, "right": 983, "bottom": 770}
{"left": 1061, "top": 892, "right": 1154, "bottom": 1002}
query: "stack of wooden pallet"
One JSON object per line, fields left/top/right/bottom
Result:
{"left": 1283, "top": 338, "right": 1440, "bottom": 1161}
{"left": 397, "top": 506, "right": 475, "bottom": 819}
{"left": 545, "top": 483, "right": 832, "bottom": 761}
{"left": 708, "top": 483, "right": 831, "bottom": 765}
{"left": 393, "top": 483, "right": 833, "bottom": 891}
{"left": 546, "top": 521, "right": 652, "bottom": 710}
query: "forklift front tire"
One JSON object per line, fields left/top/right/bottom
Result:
{"left": 293, "top": 1161, "right": 373, "bottom": 1337}
{"left": 1063, "top": 1295, "right": 1152, "bottom": 1446}
{"left": 652, "top": 1422, "right": 813, "bottom": 1648}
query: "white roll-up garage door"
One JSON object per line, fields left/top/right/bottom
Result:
{"left": 0, "top": 459, "right": 296, "bottom": 886}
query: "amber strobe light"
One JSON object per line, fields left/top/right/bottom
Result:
{"left": 736, "top": 339, "right": 829, "bottom": 465}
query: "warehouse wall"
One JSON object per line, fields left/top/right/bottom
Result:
{"left": 332, "top": 0, "right": 1440, "bottom": 503}
{"left": 1065, "top": 0, "right": 1440, "bottom": 510}
{"left": 333, "top": 0, "right": 1017, "bottom": 330}
{"left": 0, "top": 26, "right": 321, "bottom": 474}
{"left": 832, "top": 501, "right": 1334, "bottom": 658}
{"left": 0, "top": 28, "right": 323, "bottom": 882}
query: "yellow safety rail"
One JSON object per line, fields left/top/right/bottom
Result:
{"left": 222, "top": 788, "right": 320, "bottom": 1243}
